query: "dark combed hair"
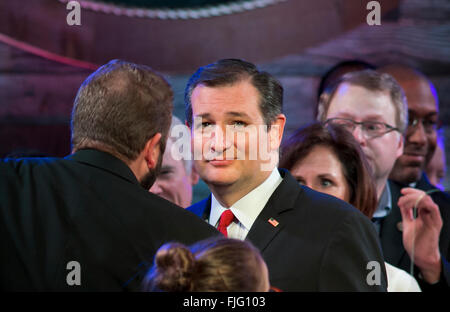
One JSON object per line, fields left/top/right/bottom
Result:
{"left": 142, "top": 237, "right": 267, "bottom": 292}
{"left": 71, "top": 59, "right": 173, "bottom": 162}
{"left": 184, "top": 58, "right": 283, "bottom": 127}
{"left": 280, "top": 123, "right": 377, "bottom": 218}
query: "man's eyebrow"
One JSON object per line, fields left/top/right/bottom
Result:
{"left": 362, "top": 114, "right": 385, "bottom": 120}
{"left": 408, "top": 110, "right": 438, "bottom": 116}
{"left": 193, "top": 113, "right": 211, "bottom": 119}
{"left": 332, "top": 113, "right": 384, "bottom": 121}
{"left": 226, "top": 111, "right": 251, "bottom": 118}
{"left": 193, "top": 112, "right": 251, "bottom": 119}
{"left": 426, "top": 112, "right": 439, "bottom": 117}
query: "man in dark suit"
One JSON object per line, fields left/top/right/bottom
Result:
{"left": 0, "top": 60, "right": 218, "bottom": 291}
{"left": 379, "top": 65, "right": 450, "bottom": 290}
{"left": 185, "top": 59, "right": 387, "bottom": 291}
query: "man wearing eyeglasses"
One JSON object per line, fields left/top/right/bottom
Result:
{"left": 379, "top": 65, "right": 441, "bottom": 185}
{"left": 318, "top": 70, "right": 406, "bottom": 201}
{"left": 317, "top": 69, "right": 449, "bottom": 290}
{"left": 379, "top": 65, "right": 450, "bottom": 291}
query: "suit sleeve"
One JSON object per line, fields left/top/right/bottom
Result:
{"left": 416, "top": 254, "right": 450, "bottom": 291}
{"left": 440, "top": 257, "right": 450, "bottom": 289}
{"left": 319, "top": 210, "right": 388, "bottom": 291}
{"left": 416, "top": 191, "right": 450, "bottom": 291}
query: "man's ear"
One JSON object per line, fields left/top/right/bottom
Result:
{"left": 396, "top": 133, "right": 405, "bottom": 158}
{"left": 144, "top": 133, "right": 162, "bottom": 169}
{"left": 190, "top": 165, "right": 200, "bottom": 186}
{"left": 269, "top": 114, "right": 286, "bottom": 151}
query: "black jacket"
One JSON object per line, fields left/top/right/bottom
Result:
{"left": 0, "top": 149, "right": 219, "bottom": 291}
{"left": 188, "top": 169, "right": 387, "bottom": 291}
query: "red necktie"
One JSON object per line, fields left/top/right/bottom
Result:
{"left": 217, "top": 209, "right": 235, "bottom": 237}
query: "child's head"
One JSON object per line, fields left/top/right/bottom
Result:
{"left": 143, "top": 237, "right": 269, "bottom": 292}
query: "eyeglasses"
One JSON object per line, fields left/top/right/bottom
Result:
{"left": 408, "top": 116, "right": 440, "bottom": 134}
{"left": 325, "top": 118, "right": 401, "bottom": 139}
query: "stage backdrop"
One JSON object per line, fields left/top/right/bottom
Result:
{"left": 0, "top": 0, "right": 449, "bottom": 200}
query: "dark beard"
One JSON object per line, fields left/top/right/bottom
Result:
{"left": 140, "top": 152, "right": 163, "bottom": 190}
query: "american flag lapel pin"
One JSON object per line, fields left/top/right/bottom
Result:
{"left": 268, "top": 217, "right": 279, "bottom": 227}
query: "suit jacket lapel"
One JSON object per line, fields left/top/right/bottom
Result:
{"left": 200, "top": 196, "right": 212, "bottom": 222}
{"left": 195, "top": 169, "right": 301, "bottom": 252}
{"left": 246, "top": 169, "right": 300, "bottom": 252}
{"left": 416, "top": 173, "right": 434, "bottom": 191}
{"left": 381, "top": 180, "right": 407, "bottom": 266}
{"left": 188, "top": 196, "right": 212, "bottom": 222}
{"left": 194, "top": 191, "right": 287, "bottom": 250}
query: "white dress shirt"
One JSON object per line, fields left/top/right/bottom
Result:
{"left": 209, "top": 168, "right": 283, "bottom": 240}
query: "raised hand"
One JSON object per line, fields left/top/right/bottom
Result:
{"left": 398, "top": 187, "right": 443, "bottom": 283}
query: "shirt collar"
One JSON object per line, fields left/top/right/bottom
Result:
{"left": 373, "top": 182, "right": 393, "bottom": 218}
{"left": 209, "top": 168, "right": 283, "bottom": 230}
{"left": 409, "top": 181, "right": 417, "bottom": 188}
